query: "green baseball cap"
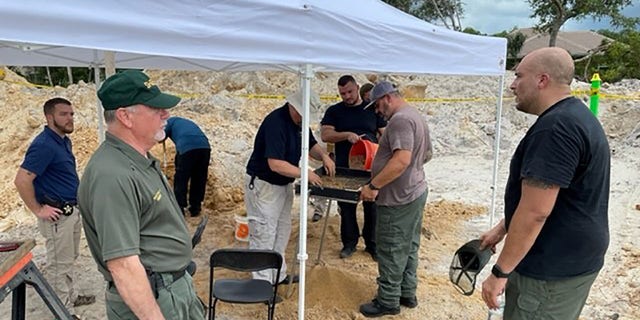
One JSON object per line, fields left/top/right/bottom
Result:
{"left": 97, "top": 70, "right": 180, "bottom": 110}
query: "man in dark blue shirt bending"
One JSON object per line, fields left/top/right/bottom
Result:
{"left": 164, "top": 116, "right": 211, "bottom": 217}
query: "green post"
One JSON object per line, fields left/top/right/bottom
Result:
{"left": 589, "top": 73, "right": 601, "bottom": 117}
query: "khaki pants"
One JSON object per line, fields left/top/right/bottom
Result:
{"left": 244, "top": 175, "right": 292, "bottom": 284}
{"left": 504, "top": 271, "right": 599, "bottom": 320}
{"left": 105, "top": 272, "right": 205, "bottom": 320}
{"left": 37, "top": 210, "right": 81, "bottom": 313}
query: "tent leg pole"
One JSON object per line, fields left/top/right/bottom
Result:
{"left": 94, "top": 65, "right": 105, "bottom": 143}
{"left": 297, "top": 64, "right": 313, "bottom": 320}
{"left": 489, "top": 75, "right": 505, "bottom": 228}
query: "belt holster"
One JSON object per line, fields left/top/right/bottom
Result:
{"left": 147, "top": 271, "right": 162, "bottom": 299}
{"left": 42, "top": 195, "right": 75, "bottom": 216}
{"left": 248, "top": 175, "right": 257, "bottom": 190}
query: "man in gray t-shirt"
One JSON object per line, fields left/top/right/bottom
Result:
{"left": 359, "top": 81, "right": 432, "bottom": 318}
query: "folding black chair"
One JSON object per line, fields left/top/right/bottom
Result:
{"left": 208, "top": 248, "right": 283, "bottom": 320}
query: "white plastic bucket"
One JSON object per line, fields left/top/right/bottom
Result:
{"left": 234, "top": 215, "right": 249, "bottom": 242}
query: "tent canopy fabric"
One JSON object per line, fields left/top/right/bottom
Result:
{"left": 0, "top": 0, "right": 506, "bottom": 75}
{"left": 0, "top": 2, "right": 507, "bottom": 319}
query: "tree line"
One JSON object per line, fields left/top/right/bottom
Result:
{"left": 383, "top": 0, "right": 640, "bottom": 82}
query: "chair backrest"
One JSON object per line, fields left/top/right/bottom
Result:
{"left": 210, "top": 248, "right": 282, "bottom": 272}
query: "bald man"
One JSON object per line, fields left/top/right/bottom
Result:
{"left": 479, "top": 47, "right": 610, "bottom": 319}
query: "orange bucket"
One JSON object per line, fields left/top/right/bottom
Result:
{"left": 234, "top": 215, "right": 249, "bottom": 242}
{"left": 349, "top": 140, "right": 379, "bottom": 170}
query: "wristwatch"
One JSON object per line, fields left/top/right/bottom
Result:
{"left": 368, "top": 182, "right": 380, "bottom": 191}
{"left": 491, "top": 264, "right": 511, "bottom": 278}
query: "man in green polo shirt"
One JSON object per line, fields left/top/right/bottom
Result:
{"left": 78, "top": 70, "right": 204, "bottom": 320}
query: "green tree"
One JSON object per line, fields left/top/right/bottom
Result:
{"left": 9, "top": 66, "right": 108, "bottom": 87}
{"left": 576, "top": 29, "right": 640, "bottom": 82}
{"left": 528, "top": 0, "right": 640, "bottom": 47}
{"left": 383, "top": 0, "right": 412, "bottom": 12}
{"left": 383, "top": 0, "right": 465, "bottom": 31}
{"left": 462, "top": 27, "right": 483, "bottom": 35}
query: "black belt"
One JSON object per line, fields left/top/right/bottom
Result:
{"left": 108, "top": 269, "right": 186, "bottom": 298}
{"left": 42, "top": 196, "right": 77, "bottom": 216}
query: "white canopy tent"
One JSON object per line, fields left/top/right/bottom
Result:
{"left": 0, "top": 1, "right": 507, "bottom": 318}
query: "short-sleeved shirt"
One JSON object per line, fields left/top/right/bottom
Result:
{"left": 321, "top": 101, "right": 387, "bottom": 167}
{"left": 20, "top": 126, "right": 79, "bottom": 203}
{"left": 504, "top": 97, "right": 610, "bottom": 280}
{"left": 164, "top": 117, "right": 210, "bottom": 154}
{"left": 371, "top": 106, "right": 432, "bottom": 206}
{"left": 78, "top": 133, "right": 192, "bottom": 281}
{"left": 246, "top": 104, "right": 318, "bottom": 186}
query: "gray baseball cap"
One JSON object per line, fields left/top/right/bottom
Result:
{"left": 450, "top": 239, "right": 493, "bottom": 295}
{"left": 364, "top": 81, "right": 398, "bottom": 109}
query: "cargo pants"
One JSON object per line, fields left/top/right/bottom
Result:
{"left": 375, "top": 191, "right": 427, "bottom": 308}
{"left": 105, "top": 272, "right": 204, "bottom": 319}
{"left": 244, "top": 174, "right": 292, "bottom": 284}
{"left": 37, "top": 209, "right": 81, "bottom": 314}
{"left": 504, "top": 270, "right": 599, "bottom": 320}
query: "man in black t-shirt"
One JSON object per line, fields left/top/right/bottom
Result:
{"left": 321, "top": 75, "right": 387, "bottom": 260}
{"left": 479, "top": 48, "right": 610, "bottom": 319}
{"left": 245, "top": 90, "right": 335, "bottom": 285}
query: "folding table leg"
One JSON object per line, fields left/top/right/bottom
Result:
{"left": 20, "top": 262, "right": 72, "bottom": 319}
{"left": 11, "top": 283, "right": 25, "bottom": 320}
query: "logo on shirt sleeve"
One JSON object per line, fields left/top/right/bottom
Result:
{"left": 153, "top": 189, "right": 162, "bottom": 201}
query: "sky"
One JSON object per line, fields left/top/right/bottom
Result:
{"left": 460, "top": 0, "right": 640, "bottom": 35}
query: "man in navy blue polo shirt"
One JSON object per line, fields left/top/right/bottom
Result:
{"left": 163, "top": 116, "right": 211, "bottom": 217}
{"left": 14, "top": 97, "right": 95, "bottom": 315}
{"left": 321, "top": 75, "right": 387, "bottom": 260}
{"left": 245, "top": 89, "right": 335, "bottom": 286}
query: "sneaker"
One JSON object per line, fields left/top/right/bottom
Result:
{"left": 400, "top": 296, "right": 418, "bottom": 308}
{"left": 311, "top": 212, "right": 323, "bottom": 222}
{"left": 278, "top": 274, "right": 299, "bottom": 285}
{"left": 340, "top": 247, "right": 356, "bottom": 259}
{"left": 359, "top": 299, "right": 400, "bottom": 318}
{"left": 72, "top": 295, "right": 96, "bottom": 307}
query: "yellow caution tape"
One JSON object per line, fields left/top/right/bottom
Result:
{"left": 2, "top": 78, "right": 639, "bottom": 101}
{"left": 1, "top": 78, "right": 54, "bottom": 89}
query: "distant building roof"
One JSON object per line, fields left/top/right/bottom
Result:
{"left": 512, "top": 28, "right": 613, "bottom": 58}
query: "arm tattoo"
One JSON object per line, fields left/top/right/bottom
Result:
{"left": 523, "top": 177, "right": 555, "bottom": 189}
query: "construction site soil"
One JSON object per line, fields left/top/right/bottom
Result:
{"left": 0, "top": 68, "right": 638, "bottom": 319}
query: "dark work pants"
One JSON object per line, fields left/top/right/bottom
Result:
{"left": 376, "top": 191, "right": 427, "bottom": 308}
{"left": 338, "top": 201, "right": 376, "bottom": 251}
{"left": 174, "top": 148, "right": 210, "bottom": 214}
